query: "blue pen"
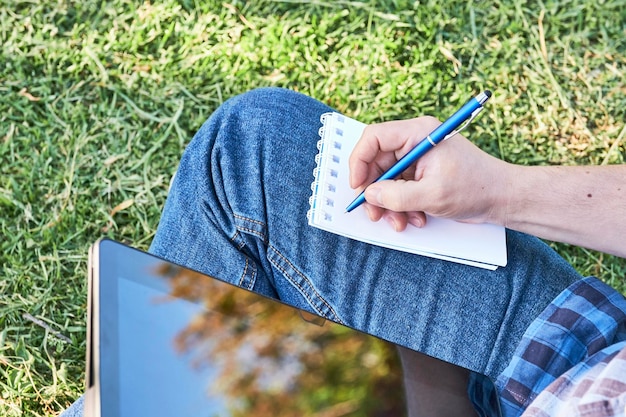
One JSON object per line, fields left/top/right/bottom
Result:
{"left": 346, "top": 90, "right": 492, "bottom": 213}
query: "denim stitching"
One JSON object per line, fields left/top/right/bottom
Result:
{"left": 238, "top": 256, "right": 255, "bottom": 290}
{"left": 268, "top": 243, "right": 343, "bottom": 324}
{"left": 233, "top": 213, "right": 265, "bottom": 226}
{"left": 230, "top": 230, "right": 246, "bottom": 251}
{"left": 232, "top": 213, "right": 341, "bottom": 323}
{"left": 269, "top": 255, "right": 339, "bottom": 322}
{"left": 233, "top": 214, "right": 267, "bottom": 242}
{"left": 235, "top": 226, "right": 267, "bottom": 242}
{"left": 232, "top": 214, "right": 265, "bottom": 291}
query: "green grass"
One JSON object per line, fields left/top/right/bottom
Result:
{"left": 1, "top": 0, "right": 625, "bottom": 415}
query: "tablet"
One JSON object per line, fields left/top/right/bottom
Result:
{"left": 84, "top": 238, "right": 501, "bottom": 416}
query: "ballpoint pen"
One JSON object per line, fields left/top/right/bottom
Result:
{"left": 345, "top": 90, "right": 492, "bottom": 213}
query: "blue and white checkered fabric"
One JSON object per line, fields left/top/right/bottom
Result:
{"left": 470, "top": 277, "right": 626, "bottom": 417}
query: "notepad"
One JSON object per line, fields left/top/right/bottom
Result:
{"left": 307, "top": 112, "right": 508, "bottom": 270}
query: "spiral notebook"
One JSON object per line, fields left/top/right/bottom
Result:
{"left": 307, "top": 112, "right": 508, "bottom": 270}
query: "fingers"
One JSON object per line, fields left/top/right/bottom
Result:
{"left": 348, "top": 117, "right": 442, "bottom": 232}
{"left": 361, "top": 202, "right": 412, "bottom": 232}
{"left": 349, "top": 117, "right": 441, "bottom": 189}
{"left": 365, "top": 179, "right": 426, "bottom": 213}
{"left": 360, "top": 203, "right": 427, "bottom": 232}
{"left": 361, "top": 180, "right": 429, "bottom": 232}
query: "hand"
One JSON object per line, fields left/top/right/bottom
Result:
{"left": 348, "top": 116, "right": 510, "bottom": 231}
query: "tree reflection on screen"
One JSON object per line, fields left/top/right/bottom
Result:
{"left": 154, "top": 263, "right": 406, "bottom": 416}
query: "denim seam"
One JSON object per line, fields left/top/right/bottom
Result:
{"left": 230, "top": 230, "right": 246, "bottom": 251}
{"left": 268, "top": 243, "right": 343, "bottom": 324}
{"left": 229, "top": 228, "right": 256, "bottom": 289}
{"left": 238, "top": 256, "right": 256, "bottom": 290}
{"left": 233, "top": 213, "right": 267, "bottom": 242}
{"left": 235, "top": 225, "right": 267, "bottom": 241}
{"left": 232, "top": 213, "right": 341, "bottom": 323}
{"left": 233, "top": 213, "right": 265, "bottom": 226}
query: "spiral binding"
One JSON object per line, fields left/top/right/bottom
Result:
{"left": 307, "top": 112, "right": 344, "bottom": 224}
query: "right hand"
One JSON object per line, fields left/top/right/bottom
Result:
{"left": 348, "top": 116, "right": 511, "bottom": 231}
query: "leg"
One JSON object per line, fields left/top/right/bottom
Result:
{"left": 149, "top": 87, "right": 582, "bottom": 378}
{"left": 398, "top": 347, "right": 477, "bottom": 417}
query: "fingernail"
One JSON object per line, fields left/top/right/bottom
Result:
{"left": 409, "top": 213, "right": 424, "bottom": 228}
{"left": 383, "top": 212, "right": 399, "bottom": 232}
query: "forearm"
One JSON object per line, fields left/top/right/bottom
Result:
{"left": 498, "top": 164, "right": 626, "bottom": 258}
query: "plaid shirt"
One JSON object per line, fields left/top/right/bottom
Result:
{"left": 470, "top": 277, "right": 626, "bottom": 417}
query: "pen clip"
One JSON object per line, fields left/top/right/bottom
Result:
{"left": 443, "top": 107, "right": 484, "bottom": 141}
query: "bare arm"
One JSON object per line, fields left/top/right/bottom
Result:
{"left": 500, "top": 164, "right": 626, "bottom": 258}
{"left": 349, "top": 117, "right": 626, "bottom": 258}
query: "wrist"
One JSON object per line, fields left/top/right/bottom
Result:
{"left": 486, "top": 160, "right": 519, "bottom": 227}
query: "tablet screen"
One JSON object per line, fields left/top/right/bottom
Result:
{"left": 96, "top": 240, "right": 410, "bottom": 416}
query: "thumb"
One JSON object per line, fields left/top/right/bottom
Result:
{"left": 364, "top": 180, "right": 426, "bottom": 212}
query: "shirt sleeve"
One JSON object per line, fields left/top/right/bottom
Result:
{"left": 494, "top": 277, "right": 626, "bottom": 417}
{"left": 521, "top": 342, "right": 626, "bottom": 417}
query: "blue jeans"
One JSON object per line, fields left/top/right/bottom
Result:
{"left": 61, "top": 87, "right": 581, "bottom": 416}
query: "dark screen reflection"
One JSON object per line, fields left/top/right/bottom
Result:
{"left": 150, "top": 262, "right": 407, "bottom": 417}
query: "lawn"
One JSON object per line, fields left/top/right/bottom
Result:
{"left": 1, "top": 0, "right": 625, "bottom": 415}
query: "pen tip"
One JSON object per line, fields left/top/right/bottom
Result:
{"left": 484, "top": 90, "right": 492, "bottom": 98}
